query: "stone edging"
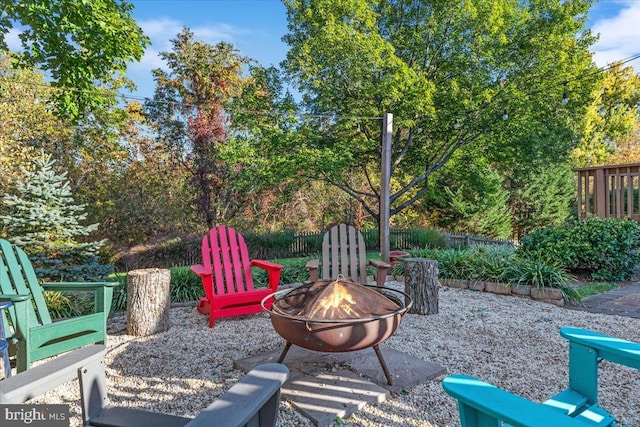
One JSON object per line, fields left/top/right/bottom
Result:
{"left": 438, "top": 278, "right": 565, "bottom": 306}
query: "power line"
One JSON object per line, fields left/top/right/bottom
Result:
{"left": 1, "top": 51, "right": 639, "bottom": 121}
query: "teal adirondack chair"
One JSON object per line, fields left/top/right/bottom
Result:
{"left": 443, "top": 327, "right": 640, "bottom": 427}
{"left": 0, "top": 239, "right": 117, "bottom": 372}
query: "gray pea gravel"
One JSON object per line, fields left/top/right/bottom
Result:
{"left": 30, "top": 283, "right": 640, "bottom": 427}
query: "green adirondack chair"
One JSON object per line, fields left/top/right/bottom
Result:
{"left": 0, "top": 239, "right": 117, "bottom": 373}
{"left": 443, "top": 327, "right": 640, "bottom": 427}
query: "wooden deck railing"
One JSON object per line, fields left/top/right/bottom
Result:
{"left": 574, "top": 163, "right": 640, "bottom": 220}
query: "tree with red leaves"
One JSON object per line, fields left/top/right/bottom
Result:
{"left": 145, "top": 28, "right": 251, "bottom": 228}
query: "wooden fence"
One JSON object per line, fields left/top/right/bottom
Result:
{"left": 243, "top": 227, "right": 513, "bottom": 260}
{"left": 116, "top": 227, "right": 514, "bottom": 270}
{"left": 575, "top": 163, "right": 640, "bottom": 220}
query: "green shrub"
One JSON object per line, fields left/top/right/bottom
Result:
{"left": 302, "top": 234, "right": 323, "bottom": 255}
{"left": 519, "top": 217, "right": 640, "bottom": 281}
{"left": 110, "top": 272, "right": 128, "bottom": 313}
{"left": 44, "top": 291, "right": 78, "bottom": 320}
{"left": 406, "top": 228, "right": 447, "bottom": 249}
{"left": 361, "top": 229, "right": 379, "bottom": 250}
{"left": 398, "top": 246, "right": 580, "bottom": 301}
{"left": 244, "top": 231, "right": 296, "bottom": 259}
{"left": 404, "top": 246, "right": 514, "bottom": 281}
{"left": 253, "top": 257, "right": 310, "bottom": 287}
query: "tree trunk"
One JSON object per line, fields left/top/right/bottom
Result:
{"left": 127, "top": 268, "right": 171, "bottom": 336}
{"left": 403, "top": 258, "right": 439, "bottom": 315}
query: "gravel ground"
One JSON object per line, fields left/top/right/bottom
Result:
{"left": 31, "top": 283, "right": 640, "bottom": 427}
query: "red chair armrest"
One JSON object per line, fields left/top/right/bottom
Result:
{"left": 250, "top": 260, "right": 283, "bottom": 291}
{"left": 250, "top": 260, "right": 284, "bottom": 272}
{"left": 190, "top": 265, "right": 210, "bottom": 277}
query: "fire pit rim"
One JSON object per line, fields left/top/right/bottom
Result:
{"left": 261, "top": 283, "right": 413, "bottom": 324}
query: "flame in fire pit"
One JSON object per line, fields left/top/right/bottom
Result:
{"left": 307, "top": 281, "right": 358, "bottom": 319}
{"left": 272, "top": 278, "right": 401, "bottom": 321}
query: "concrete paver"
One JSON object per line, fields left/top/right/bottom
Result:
{"left": 565, "top": 282, "right": 640, "bottom": 318}
{"left": 234, "top": 344, "right": 446, "bottom": 427}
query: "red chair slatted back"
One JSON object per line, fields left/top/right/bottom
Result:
{"left": 201, "top": 226, "right": 254, "bottom": 296}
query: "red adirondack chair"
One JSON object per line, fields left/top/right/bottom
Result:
{"left": 190, "top": 226, "right": 284, "bottom": 328}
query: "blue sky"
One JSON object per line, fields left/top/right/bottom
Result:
{"left": 5, "top": 0, "right": 640, "bottom": 99}
{"left": 124, "top": 0, "right": 640, "bottom": 99}
{"left": 126, "top": 0, "right": 290, "bottom": 98}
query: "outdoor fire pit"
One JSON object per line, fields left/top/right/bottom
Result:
{"left": 261, "top": 278, "right": 412, "bottom": 385}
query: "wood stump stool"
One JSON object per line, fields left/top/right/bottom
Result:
{"left": 126, "top": 268, "right": 171, "bottom": 336}
{"left": 403, "top": 258, "right": 439, "bottom": 315}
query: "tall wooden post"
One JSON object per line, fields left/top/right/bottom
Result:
{"left": 380, "top": 113, "right": 393, "bottom": 263}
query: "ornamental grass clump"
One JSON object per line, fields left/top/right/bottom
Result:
{"left": 401, "top": 245, "right": 581, "bottom": 302}
{"left": 505, "top": 257, "right": 579, "bottom": 302}
{"left": 170, "top": 266, "right": 204, "bottom": 303}
{"left": 405, "top": 246, "right": 515, "bottom": 282}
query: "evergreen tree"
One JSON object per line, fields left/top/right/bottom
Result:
{"left": 510, "top": 164, "right": 575, "bottom": 238}
{"left": 0, "top": 152, "right": 113, "bottom": 281}
{"left": 423, "top": 154, "right": 512, "bottom": 238}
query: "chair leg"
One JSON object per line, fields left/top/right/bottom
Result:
{"left": 15, "top": 343, "right": 29, "bottom": 373}
{"left": 78, "top": 356, "right": 108, "bottom": 423}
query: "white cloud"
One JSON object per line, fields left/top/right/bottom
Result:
{"left": 5, "top": 28, "right": 23, "bottom": 51}
{"left": 125, "top": 18, "right": 255, "bottom": 96}
{"left": 193, "top": 23, "right": 252, "bottom": 43}
{"left": 131, "top": 18, "right": 254, "bottom": 71}
{"left": 591, "top": 1, "right": 640, "bottom": 67}
{"left": 128, "top": 48, "right": 166, "bottom": 74}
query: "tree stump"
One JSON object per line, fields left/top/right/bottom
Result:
{"left": 403, "top": 258, "right": 439, "bottom": 315}
{"left": 127, "top": 268, "right": 171, "bottom": 336}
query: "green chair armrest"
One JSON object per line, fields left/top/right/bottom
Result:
{"left": 442, "top": 374, "right": 591, "bottom": 427}
{"left": 0, "top": 294, "right": 32, "bottom": 302}
{"left": 41, "top": 282, "right": 118, "bottom": 292}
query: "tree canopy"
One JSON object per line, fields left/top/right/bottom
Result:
{"left": 0, "top": 0, "right": 149, "bottom": 119}
{"left": 282, "top": 0, "right": 597, "bottom": 228}
{"left": 145, "top": 28, "right": 293, "bottom": 229}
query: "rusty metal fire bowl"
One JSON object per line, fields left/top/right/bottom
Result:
{"left": 261, "top": 279, "right": 412, "bottom": 385}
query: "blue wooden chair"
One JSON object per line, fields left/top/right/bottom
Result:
{"left": 443, "top": 327, "right": 640, "bottom": 427}
{"left": 0, "top": 301, "right": 11, "bottom": 378}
